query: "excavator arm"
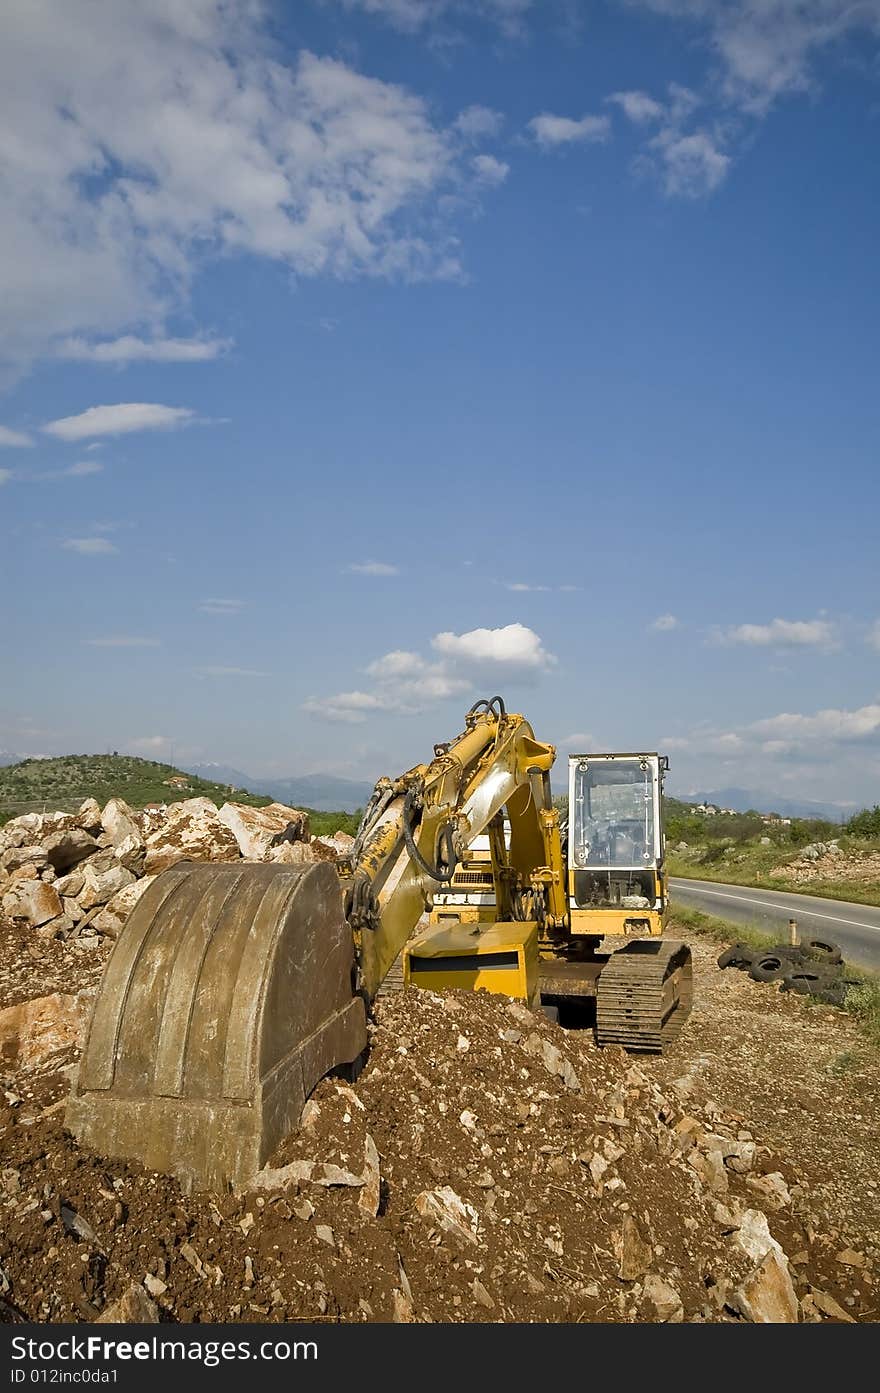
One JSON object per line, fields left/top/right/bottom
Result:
{"left": 341, "top": 698, "right": 565, "bottom": 999}
{"left": 66, "top": 701, "right": 567, "bottom": 1190}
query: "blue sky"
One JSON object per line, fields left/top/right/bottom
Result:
{"left": 1, "top": 0, "right": 879, "bottom": 807}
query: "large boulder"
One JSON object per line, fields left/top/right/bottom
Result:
{"left": 78, "top": 863, "right": 136, "bottom": 911}
{"left": 42, "top": 827, "right": 99, "bottom": 873}
{"left": 0, "top": 845, "right": 49, "bottom": 876}
{"left": 313, "top": 830, "right": 355, "bottom": 860}
{"left": 1, "top": 879, "right": 62, "bottom": 926}
{"left": 143, "top": 797, "right": 241, "bottom": 875}
{"left": 76, "top": 798, "right": 103, "bottom": 835}
{"left": 0, "top": 992, "right": 89, "bottom": 1070}
{"left": 114, "top": 831, "right": 146, "bottom": 874}
{"left": 217, "top": 801, "right": 309, "bottom": 861}
{"left": 90, "top": 877, "right": 156, "bottom": 937}
{"left": 100, "top": 797, "right": 142, "bottom": 848}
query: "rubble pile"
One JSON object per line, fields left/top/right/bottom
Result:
{"left": 771, "top": 843, "right": 880, "bottom": 887}
{"left": 0, "top": 796, "right": 354, "bottom": 944}
{"left": 1, "top": 983, "right": 870, "bottom": 1324}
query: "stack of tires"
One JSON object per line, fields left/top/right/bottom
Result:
{"left": 717, "top": 938, "right": 853, "bottom": 1007}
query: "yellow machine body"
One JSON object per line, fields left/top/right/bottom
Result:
{"left": 404, "top": 920, "right": 540, "bottom": 1009}
{"left": 67, "top": 702, "right": 691, "bottom": 1192}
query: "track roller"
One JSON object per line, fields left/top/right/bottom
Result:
{"left": 596, "top": 939, "right": 693, "bottom": 1052}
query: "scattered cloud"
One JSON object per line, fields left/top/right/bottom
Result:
{"left": 471, "top": 154, "right": 510, "bottom": 186}
{"left": 528, "top": 113, "right": 611, "bottom": 148}
{"left": 0, "top": 426, "right": 33, "bottom": 448}
{"left": 607, "top": 90, "right": 665, "bottom": 124}
{"left": 330, "top": 1, "right": 536, "bottom": 38}
{"left": 0, "top": 5, "right": 512, "bottom": 371}
{"left": 651, "top": 613, "right": 679, "bottom": 631}
{"left": 455, "top": 105, "right": 505, "bottom": 140}
{"left": 717, "top": 617, "right": 836, "bottom": 648}
{"left": 199, "top": 599, "right": 245, "bottom": 616}
{"left": 750, "top": 704, "right": 880, "bottom": 743}
{"left": 128, "top": 735, "right": 171, "bottom": 751}
{"left": 55, "top": 335, "right": 232, "bottom": 365}
{"left": 194, "top": 666, "right": 268, "bottom": 678}
{"left": 0, "top": 469, "right": 11, "bottom": 486}
{"left": 62, "top": 537, "right": 118, "bottom": 555}
{"left": 346, "top": 561, "right": 400, "bottom": 576}
{"left": 505, "top": 582, "right": 551, "bottom": 593}
{"left": 307, "top": 622, "right": 555, "bottom": 722}
{"left": 561, "top": 732, "right": 597, "bottom": 750}
{"left": 65, "top": 460, "right": 104, "bottom": 477}
{"left": 650, "top": 127, "right": 730, "bottom": 197}
{"left": 83, "top": 636, "right": 160, "bottom": 647}
{"left": 432, "top": 621, "right": 555, "bottom": 672}
{"left": 609, "top": 82, "right": 729, "bottom": 197}
{"left": 43, "top": 404, "right": 197, "bottom": 442}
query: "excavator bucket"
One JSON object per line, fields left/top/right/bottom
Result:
{"left": 66, "top": 860, "right": 367, "bottom": 1192}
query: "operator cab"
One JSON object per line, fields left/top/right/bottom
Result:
{"left": 568, "top": 753, "right": 667, "bottom": 923}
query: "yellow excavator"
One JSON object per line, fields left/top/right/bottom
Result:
{"left": 67, "top": 699, "right": 691, "bottom": 1192}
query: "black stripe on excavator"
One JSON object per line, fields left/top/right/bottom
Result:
{"left": 408, "top": 951, "right": 519, "bottom": 973}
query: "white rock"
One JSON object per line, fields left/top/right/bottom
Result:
{"left": 730, "top": 1250, "right": 799, "bottom": 1323}
{"left": 414, "top": 1187, "right": 481, "bottom": 1245}
{"left": 144, "top": 798, "right": 240, "bottom": 874}
{"left": 217, "top": 801, "right": 309, "bottom": 861}
{"left": 100, "top": 798, "right": 142, "bottom": 848}
{"left": 2, "top": 879, "right": 62, "bottom": 926}
{"left": 79, "top": 863, "right": 135, "bottom": 910}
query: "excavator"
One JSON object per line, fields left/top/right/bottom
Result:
{"left": 67, "top": 699, "right": 692, "bottom": 1192}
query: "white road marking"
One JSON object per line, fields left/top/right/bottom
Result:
{"left": 670, "top": 882, "right": 879, "bottom": 934}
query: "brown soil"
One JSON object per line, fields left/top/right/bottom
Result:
{"left": 0, "top": 916, "right": 877, "bottom": 1324}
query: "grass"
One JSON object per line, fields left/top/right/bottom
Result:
{"left": 670, "top": 901, "right": 880, "bottom": 1052}
{"left": 667, "top": 846, "right": 880, "bottom": 909}
{"left": 0, "top": 754, "right": 361, "bottom": 837}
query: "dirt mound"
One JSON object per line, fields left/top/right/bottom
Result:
{"left": 2, "top": 974, "right": 859, "bottom": 1325}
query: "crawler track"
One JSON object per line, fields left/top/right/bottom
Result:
{"left": 596, "top": 939, "right": 693, "bottom": 1052}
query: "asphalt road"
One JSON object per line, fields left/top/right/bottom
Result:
{"left": 670, "top": 876, "right": 880, "bottom": 972}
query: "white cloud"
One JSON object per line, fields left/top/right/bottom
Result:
{"left": 65, "top": 460, "right": 104, "bottom": 477}
{"left": 505, "top": 582, "right": 551, "bottom": 592}
{"left": 650, "top": 128, "right": 730, "bottom": 197}
{"left": 128, "top": 735, "right": 171, "bottom": 751}
{"left": 0, "top": 426, "right": 33, "bottom": 447}
{"left": 719, "top": 617, "right": 836, "bottom": 647}
{"left": 750, "top": 704, "right": 880, "bottom": 743}
{"left": 199, "top": 599, "right": 245, "bottom": 615}
{"left": 0, "top": 4, "right": 508, "bottom": 372}
{"left": 346, "top": 561, "right": 400, "bottom": 576}
{"left": 651, "top": 613, "right": 679, "bottom": 631}
{"left": 0, "top": 469, "right": 11, "bottom": 486}
{"left": 307, "top": 622, "right": 554, "bottom": 722}
{"left": 471, "top": 154, "right": 509, "bottom": 186}
{"left": 332, "top": 0, "right": 536, "bottom": 36}
{"left": 562, "top": 732, "right": 597, "bottom": 750}
{"left": 366, "top": 650, "right": 426, "bottom": 679}
{"left": 84, "top": 636, "right": 160, "bottom": 647}
{"left": 433, "top": 621, "right": 555, "bottom": 672}
{"left": 62, "top": 537, "right": 118, "bottom": 555}
{"left": 455, "top": 105, "right": 505, "bottom": 140}
{"left": 607, "top": 90, "right": 665, "bottom": 124}
{"left": 43, "top": 404, "right": 196, "bottom": 441}
{"left": 55, "top": 335, "right": 232, "bottom": 364}
{"left": 528, "top": 113, "right": 611, "bottom": 147}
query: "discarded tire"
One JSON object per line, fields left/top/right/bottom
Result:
{"left": 812, "top": 982, "right": 847, "bottom": 1007}
{"left": 770, "top": 943, "right": 810, "bottom": 965}
{"left": 749, "top": 955, "right": 790, "bottom": 983}
{"left": 717, "top": 944, "right": 755, "bottom": 970}
{"left": 785, "top": 971, "right": 825, "bottom": 996}
{"left": 802, "top": 938, "right": 843, "bottom": 965}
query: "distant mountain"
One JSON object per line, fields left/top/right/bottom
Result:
{"left": 185, "top": 763, "right": 374, "bottom": 813}
{"left": 672, "top": 784, "right": 856, "bottom": 822}
{"left": 0, "top": 752, "right": 24, "bottom": 767}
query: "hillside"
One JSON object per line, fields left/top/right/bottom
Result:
{"left": 0, "top": 754, "right": 275, "bottom": 824}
